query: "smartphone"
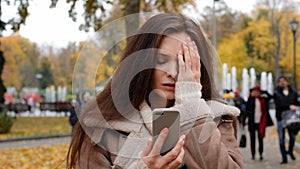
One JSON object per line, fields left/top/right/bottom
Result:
{"left": 152, "top": 108, "right": 180, "bottom": 155}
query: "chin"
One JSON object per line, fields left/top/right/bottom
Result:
{"left": 165, "top": 94, "right": 175, "bottom": 100}
{"left": 153, "top": 90, "right": 174, "bottom": 100}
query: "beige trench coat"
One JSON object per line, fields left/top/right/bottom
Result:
{"left": 75, "top": 100, "right": 244, "bottom": 169}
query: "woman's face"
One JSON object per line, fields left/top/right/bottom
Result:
{"left": 251, "top": 90, "right": 261, "bottom": 97}
{"left": 152, "top": 32, "right": 189, "bottom": 100}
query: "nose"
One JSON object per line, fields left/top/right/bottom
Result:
{"left": 167, "top": 62, "right": 178, "bottom": 79}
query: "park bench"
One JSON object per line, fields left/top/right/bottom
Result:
{"left": 40, "top": 102, "right": 72, "bottom": 116}
{"left": 7, "top": 103, "right": 30, "bottom": 113}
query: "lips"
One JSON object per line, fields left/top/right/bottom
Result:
{"left": 163, "top": 83, "right": 175, "bottom": 90}
{"left": 163, "top": 83, "right": 175, "bottom": 87}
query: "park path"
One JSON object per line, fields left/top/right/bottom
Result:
{"left": 241, "top": 110, "right": 300, "bottom": 169}
{"left": 0, "top": 136, "right": 70, "bottom": 150}
{"left": 241, "top": 126, "right": 300, "bottom": 169}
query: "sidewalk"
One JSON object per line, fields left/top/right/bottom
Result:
{"left": 241, "top": 110, "right": 300, "bottom": 169}
{"left": 0, "top": 136, "right": 71, "bottom": 150}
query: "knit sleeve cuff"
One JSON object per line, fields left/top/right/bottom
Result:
{"left": 137, "top": 159, "right": 150, "bottom": 169}
{"left": 175, "top": 82, "right": 202, "bottom": 104}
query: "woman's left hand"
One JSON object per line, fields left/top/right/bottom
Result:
{"left": 140, "top": 128, "right": 186, "bottom": 169}
{"left": 177, "top": 37, "right": 201, "bottom": 83}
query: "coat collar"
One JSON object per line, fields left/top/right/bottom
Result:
{"left": 81, "top": 99, "right": 239, "bottom": 144}
{"left": 81, "top": 99, "right": 143, "bottom": 144}
{"left": 139, "top": 100, "right": 240, "bottom": 132}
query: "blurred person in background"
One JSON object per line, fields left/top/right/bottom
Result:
{"left": 274, "top": 76, "right": 299, "bottom": 164}
{"left": 245, "top": 85, "right": 273, "bottom": 161}
{"left": 69, "top": 99, "right": 78, "bottom": 134}
{"left": 233, "top": 90, "right": 246, "bottom": 126}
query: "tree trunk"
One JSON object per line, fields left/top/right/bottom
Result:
{"left": 125, "top": 0, "right": 140, "bottom": 41}
{"left": 274, "top": 24, "right": 281, "bottom": 81}
{"left": 0, "top": 51, "right": 6, "bottom": 104}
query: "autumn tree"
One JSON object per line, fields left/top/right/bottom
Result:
{"left": 1, "top": 35, "right": 39, "bottom": 91}
{"left": 218, "top": 16, "right": 274, "bottom": 86}
{"left": 255, "top": 0, "right": 299, "bottom": 80}
{"left": 57, "top": 42, "right": 77, "bottom": 89}
{"left": 0, "top": 0, "right": 199, "bottom": 94}
{"left": 38, "top": 56, "right": 54, "bottom": 89}
{"left": 242, "top": 18, "right": 274, "bottom": 71}
{"left": 3, "top": 0, "right": 195, "bottom": 37}
{"left": 200, "top": 0, "right": 244, "bottom": 46}
{"left": 216, "top": 0, "right": 300, "bottom": 90}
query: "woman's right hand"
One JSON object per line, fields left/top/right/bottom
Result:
{"left": 177, "top": 37, "right": 201, "bottom": 84}
{"left": 141, "top": 128, "right": 185, "bottom": 169}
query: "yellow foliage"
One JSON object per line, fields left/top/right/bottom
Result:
{"left": 218, "top": 33, "right": 248, "bottom": 80}
{"left": 0, "top": 144, "right": 69, "bottom": 169}
{"left": 217, "top": 17, "right": 274, "bottom": 84}
{"left": 1, "top": 35, "right": 30, "bottom": 90}
{"left": 96, "top": 53, "right": 119, "bottom": 83}
{"left": 243, "top": 20, "right": 274, "bottom": 59}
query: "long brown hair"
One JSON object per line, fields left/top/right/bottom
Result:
{"left": 67, "top": 13, "right": 219, "bottom": 168}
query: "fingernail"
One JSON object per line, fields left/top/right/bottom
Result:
{"left": 178, "top": 50, "right": 182, "bottom": 55}
{"left": 162, "top": 128, "right": 168, "bottom": 134}
{"left": 181, "top": 135, "right": 186, "bottom": 140}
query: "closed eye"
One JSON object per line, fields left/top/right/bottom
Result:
{"left": 156, "top": 53, "right": 169, "bottom": 65}
{"left": 157, "top": 58, "right": 167, "bottom": 65}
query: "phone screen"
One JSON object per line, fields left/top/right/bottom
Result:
{"left": 153, "top": 109, "right": 180, "bottom": 155}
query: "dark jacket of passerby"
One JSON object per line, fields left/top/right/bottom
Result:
{"left": 274, "top": 85, "right": 299, "bottom": 121}
{"left": 69, "top": 106, "right": 78, "bottom": 129}
{"left": 233, "top": 93, "right": 246, "bottom": 125}
{"left": 274, "top": 81, "right": 299, "bottom": 163}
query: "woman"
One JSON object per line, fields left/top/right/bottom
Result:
{"left": 245, "top": 85, "right": 273, "bottom": 161}
{"left": 67, "top": 13, "right": 243, "bottom": 169}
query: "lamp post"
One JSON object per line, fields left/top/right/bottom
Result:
{"left": 35, "top": 73, "right": 43, "bottom": 90}
{"left": 290, "top": 18, "right": 298, "bottom": 91}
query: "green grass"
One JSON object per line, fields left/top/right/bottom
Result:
{"left": 0, "top": 117, "right": 71, "bottom": 140}
{"left": 2, "top": 116, "right": 300, "bottom": 143}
